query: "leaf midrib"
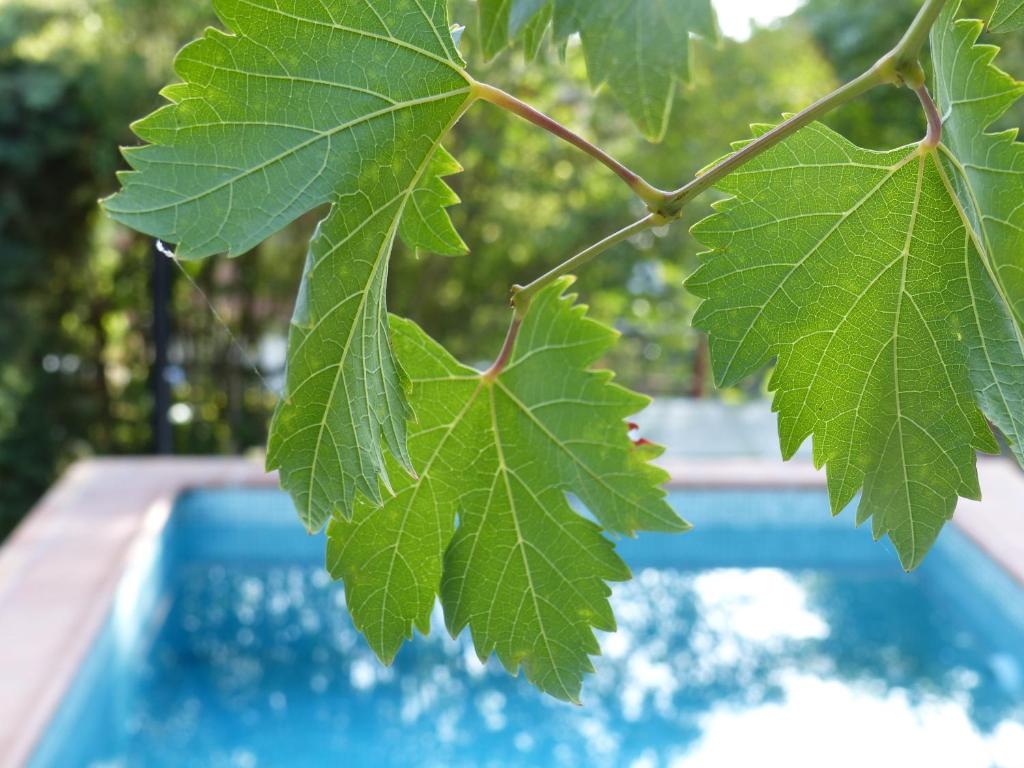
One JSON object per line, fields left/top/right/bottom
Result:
{"left": 887, "top": 154, "right": 928, "bottom": 567}
{"left": 301, "top": 92, "right": 475, "bottom": 525}
{"left": 488, "top": 387, "right": 574, "bottom": 701}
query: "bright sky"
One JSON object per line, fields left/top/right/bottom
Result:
{"left": 714, "top": 0, "right": 805, "bottom": 41}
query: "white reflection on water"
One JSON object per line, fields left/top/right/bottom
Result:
{"left": 692, "top": 568, "right": 830, "bottom": 644}
{"left": 586, "top": 568, "right": 1024, "bottom": 768}
{"left": 595, "top": 568, "right": 831, "bottom": 724}
{"left": 349, "top": 658, "right": 380, "bottom": 691}
{"left": 674, "top": 672, "right": 1024, "bottom": 768}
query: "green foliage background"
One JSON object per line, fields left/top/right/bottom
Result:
{"left": 0, "top": 0, "right": 1016, "bottom": 538}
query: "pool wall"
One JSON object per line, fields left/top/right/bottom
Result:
{"left": 0, "top": 455, "right": 1022, "bottom": 767}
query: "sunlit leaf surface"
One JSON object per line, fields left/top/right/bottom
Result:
{"left": 327, "top": 280, "right": 686, "bottom": 701}
{"left": 689, "top": 86, "right": 1024, "bottom": 567}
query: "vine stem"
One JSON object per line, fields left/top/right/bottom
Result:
{"left": 512, "top": 214, "right": 659, "bottom": 311}
{"left": 482, "top": 214, "right": 659, "bottom": 379}
{"left": 482, "top": 315, "right": 522, "bottom": 381}
{"left": 890, "top": 0, "right": 949, "bottom": 73}
{"left": 665, "top": 66, "right": 888, "bottom": 211}
{"left": 472, "top": 81, "right": 670, "bottom": 207}
{"left": 914, "top": 84, "right": 943, "bottom": 149}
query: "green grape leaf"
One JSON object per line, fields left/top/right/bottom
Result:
{"left": 931, "top": 4, "right": 1024, "bottom": 465}
{"left": 510, "top": 0, "right": 550, "bottom": 38}
{"left": 517, "top": 1, "right": 552, "bottom": 60}
{"left": 265, "top": 201, "right": 412, "bottom": 530}
{"left": 400, "top": 145, "right": 468, "bottom": 257}
{"left": 991, "top": 0, "right": 1024, "bottom": 32}
{"left": 101, "top": 0, "right": 477, "bottom": 527}
{"left": 477, "top": 0, "right": 718, "bottom": 142}
{"left": 476, "top": 0, "right": 536, "bottom": 56}
{"left": 326, "top": 279, "right": 686, "bottom": 701}
{"left": 479, "top": 0, "right": 512, "bottom": 60}
{"left": 566, "top": 0, "right": 718, "bottom": 142}
{"left": 688, "top": 114, "right": 1024, "bottom": 570}
{"left": 933, "top": 6, "right": 1024, "bottom": 328}
{"left": 103, "top": 0, "right": 472, "bottom": 259}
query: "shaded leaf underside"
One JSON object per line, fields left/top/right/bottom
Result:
{"left": 931, "top": 4, "right": 1024, "bottom": 464}
{"left": 266, "top": 134, "right": 470, "bottom": 530}
{"left": 991, "top": 0, "right": 1024, "bottom": 32}
{"left": 478, "top": 0, "right": 718, "bottom": 141}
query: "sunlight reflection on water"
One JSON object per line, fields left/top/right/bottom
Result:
{"left": 114, "top": 562, "right": 1024, "bottom": 768}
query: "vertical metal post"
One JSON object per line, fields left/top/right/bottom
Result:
{"left": 151, "top": 242, "right": 173, "bottom": 454}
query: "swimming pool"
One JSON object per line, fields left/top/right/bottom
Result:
{"left": 29, "top": 488, "right": 1024, "bottom": 767}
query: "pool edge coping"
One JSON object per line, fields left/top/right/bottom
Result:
{"left": 0, "top": 458, "right": 276, "bottom": 768}
{"left": 0, "top": 454, "right": 1020, "bottom": 767}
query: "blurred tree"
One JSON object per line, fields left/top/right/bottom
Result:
{"left": 0, "top": 0, "right": 257, "bottom": 536}
{"left": 0, "top": 2, "right": 145, "bottom": 536}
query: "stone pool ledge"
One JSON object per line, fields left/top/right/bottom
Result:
{"left": 1, "top": 455, "right": 1021, "bottom": 767}
{"left": 0, "top": 458, "right": 274, "bottom": 768}
{"left": 666, "top": 456, "right": 1024, "bottom": 584}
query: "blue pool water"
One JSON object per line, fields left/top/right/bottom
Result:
{"left": 31, "top": 490, "right": 1024, "bottom": 767}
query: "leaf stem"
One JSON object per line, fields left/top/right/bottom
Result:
{"left": 482, "top": 315, "right": 522, "bottom": 381}
{"left": 512, "top": 214, "right": 660, "bottom": 313}
{"left": 914, "top": 84, "right": 942, "bottom": 149}
{"left": 473, "top": 81, "right": 671, "bottom": 207}
{"left": 484, "top": 214, "right": 659, "bottom": 379}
